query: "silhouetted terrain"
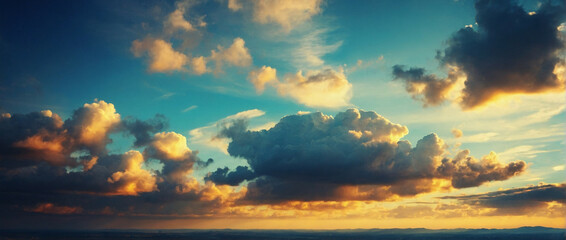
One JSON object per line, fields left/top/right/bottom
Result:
{"left": 1, "top": 227, "right": 564, "bottom": 240}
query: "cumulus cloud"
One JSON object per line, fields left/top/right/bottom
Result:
{"left": 228, "top": 0, "right": 242, "bottom": 11}
{"left": 131, "top": 38, "right": 189, "bottom": 73}
{"left": 165, "top": 8, "right": 195, "bottom": 32}
{"left": 210, "top": 37, "right": 253, "bottom": 74}
{"left": 0, "top": 100, "right": 125, "bottom": 168}
{"left": 442, "top": 183, "right": 566, "bottom": 216}
{"left": 218, "top": 109, "right": 525, "bottom": 202}
{"left": 107, "top": 150, "right": 158, "bottom": 196}
{"left": 393, "top": 0, "right": 566, "bottom": 109}
{"left": 248, "top": 66, "right": 278, "bottom": 93}
{"left": 277, "top": 68, "right": 353, "bottom": 108}
{"left": 0, "top": 100, "right": 247, "bottom": 223}
{"left": 131, "top": 37, "right": 252, "bottom": 75}
{"left": 251, "top": 0, "right": 322, "bottom": 32}
{"left": 190, "top": 56, "right": 208, "bottom": 75}
{"left": 64, "top": 100, "right": 121, "bottom": 155}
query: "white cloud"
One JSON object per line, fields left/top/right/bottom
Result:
{"left": 182, "top": 105, "right": 198, "bottom": 113}
{"left": 131, "top": 38, "right": 189, "bottom": 73}
{"left": 251, "top": 0, "right": 322, "bottom": 32}
{"left": 210, "top": 37, "right": 253, "bottom": 74}
{"left": 189, "top": 109, "right": 265, "bottom": 154}
{"left": 497, "top": 145, "right": 553, "bottom": 161}
{"left": 277, "top": 68, "right": 352, "bottom": 108}
{"left": 248, "top": 66, "right": 278, "bottom": 93}
{"left": 190, "top": 56, "right": 208, "bottom": 75}
{"left": 293, "top": 29, "right": 342, "bottom": 67}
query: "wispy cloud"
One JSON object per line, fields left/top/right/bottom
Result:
{"left": 182, "top": 105, "right": 198, "bottom": 113}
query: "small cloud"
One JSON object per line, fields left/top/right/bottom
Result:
{"left": 182, "top": 105, "right": 198, "bottom": 113}
{"left": 553, "top": 165, "right": 565, "bottom": 171}
{"left": 451, "top": 128, "right": 463, "bottom": 138}
{"left": 131, "top": 38, "right": 189, "bottom": 73}
{"left": 228, "top": 0, "right": 242, "bottom": 11}
{"left": 251, "top": 0, "right": 322, "bottom": 32}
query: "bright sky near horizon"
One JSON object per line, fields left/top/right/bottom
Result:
{"left": 0, "top": 0, "right": 565, "bottom": 229}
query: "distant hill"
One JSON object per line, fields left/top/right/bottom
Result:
{"left": 1, "top": 227, "right": 565, "bottom": 240}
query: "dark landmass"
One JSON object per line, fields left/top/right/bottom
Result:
{"left": 1, "top": 226, "right": 564, "bottom": 240}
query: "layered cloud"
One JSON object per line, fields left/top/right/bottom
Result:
{"left": 215, "top": 109, "right": 526, "bottom": 202}
{"left": 442, "top": 183, "right": 566, "bottom": 216}
{"left": 248, "top": 66, "right": 353, "bottom": 108}
{"left": 393, "top": 0, "right": 566, "bottom": 109}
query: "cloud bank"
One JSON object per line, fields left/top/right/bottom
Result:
{"left": 215, "top": 109, "right": 526, "bottom": 202}
{"left": 393, "top": 0, "right": 566, "bottom": 109}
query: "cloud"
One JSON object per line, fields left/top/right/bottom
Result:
{"left": 145, "top": 131, "right": 193, "bottom": 161}
{"left": 164, "top": 0, "right": 205, "bottom": 33}
{"left": 64, "top": 100, "right": 122, "bottom": 155}
{"left": 293, "top": 29, "right": 343, "bottom": 68}
{"left": 0, "top": 100, "right": 248, "bottom": 222}
{"left": 277, "top": 68, "right": 353, "bottom": 108}
{"left": 107, "top": 150, "right": 158, "bottom": 196}
{"left": 182, "top": 105, "right": 198, "bottom": 113}
{"left": 190, "top": 56, "right": 208, "bottom": 75}
{"left": 165, "top": 8, "right": 195, "bottom": 32}
{"left": 247, "top": 66, "right": 353, "bottom": 108}
{"left": 131, "top": 37, "right": 252, "bottom": 75}
{"left": 442, "top": 183, "right": 566, "bottom": 216}
{"left": 251, "top": 0, "right": 322, "bottom": 32}
{"left": 451, "top": 128, "right": 463, "bottom": 138}
{"left": 189, "top": 109, "right": 265, "bottom": 154}
{"left": 393, "top": 0, "right": 566, "bottom": 109}
{"left": 205, "top": 166, "right": 257, "bottom": 186}
{"left": 131, "top": 38, "right": 189, "bottom": 73}
{"left": 218, "top": 109, "right": 525, "bottom": 202}
{"left": 210, "top": 37, "right": 253, "bottom": 74}
{"left": 392, "top": 65, "right": 464, "bottom": 107}
{"left": 121, "top": 114, "right": 169, "bottom": 147}
{"left": 248, "top": 66, "right": 278, "bottom": 93}
{"left": 25, "top": 203, "right": 83, "bottom": 215}
{"left": 228, "top": 0, "right": 242, "bottom": 11}
{"left": 0, "top": 100, "right": 127, "bottom": 169}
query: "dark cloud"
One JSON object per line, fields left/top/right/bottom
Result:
{"left": 205, "top": 166, "right": 256, "bottom": 186}
{"left": 0, "top": 100, "right": 243, "bottom": 226}
{"left": 437, "top": 150, "right": 526, "bottom": 188}
{"left": 121, "top": 114, "right": 169, "bottom": 147}
{"left": 219, "top": 109, "right": 526, "bottom": 202}
{"left": 393, "top": 0, "right": 566, "bottom": 109}
{"left": 442, "top": 183, "right": 566, "bottom": 215}
{"left": 392, "top": 65, "right": 459, "bottom": 107}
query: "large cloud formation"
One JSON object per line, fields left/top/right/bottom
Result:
{"left": 0, "top": 100, "right": 244, "bottom": 223}
{"left": 393, "top": 0, "right": 566, "bottom": 109}
{"left": 215, "top": 109, "right": 526, "bottom": 202}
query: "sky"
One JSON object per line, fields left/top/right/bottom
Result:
{"left": 0, "top": 0, "right": 565, "bottom": 230}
